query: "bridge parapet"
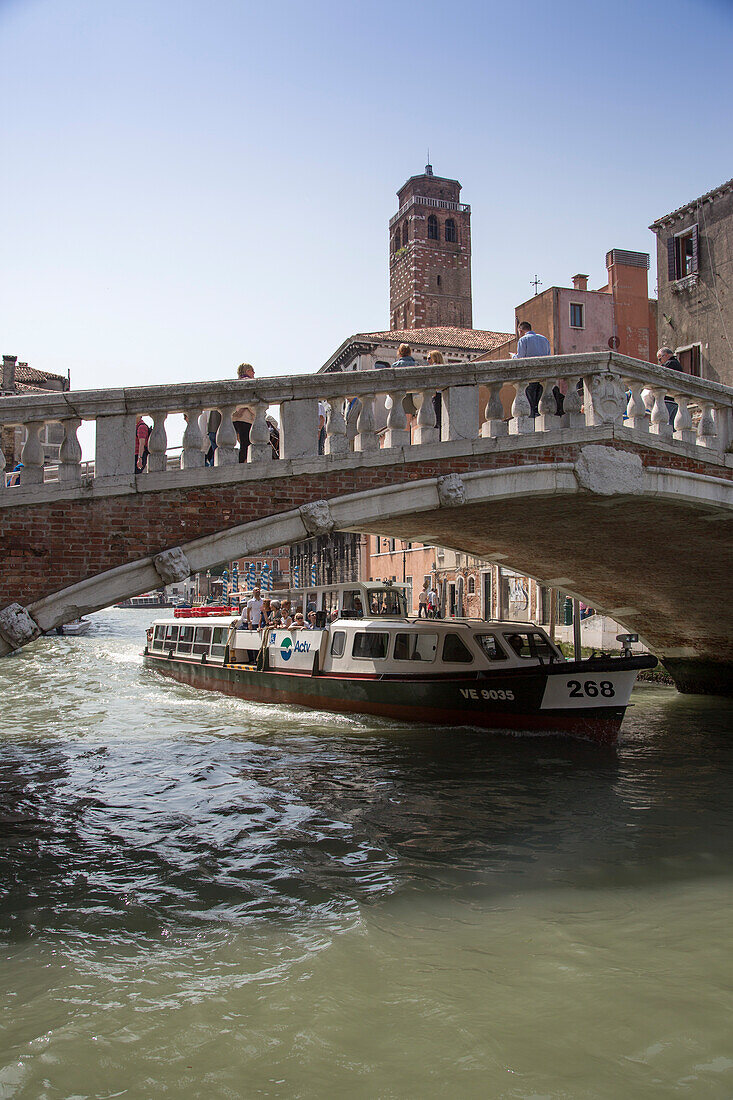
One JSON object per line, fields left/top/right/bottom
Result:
{"left": 1, "top": 352, "right": 731, "bottom": 502}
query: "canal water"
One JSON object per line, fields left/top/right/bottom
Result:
{"left": 1, "top": 610, "right": 732, "bottom": 1098}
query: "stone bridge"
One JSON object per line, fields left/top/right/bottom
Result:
{"left": 0, "top": 352, "right": 732, "bottom": 694}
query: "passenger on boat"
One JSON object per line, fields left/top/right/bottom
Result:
{"left": 306, "top": 612, "right": 317, "bottom": 630}
{"left": 243, "top": 588, "right": 265, "bottom": 629}
{"left": 293, "top": 613, "right": 306, "bottom": 629}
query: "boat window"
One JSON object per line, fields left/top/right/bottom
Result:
{"left": 193, "top": 626, "right": 212, "bottom": 655}
{"left": 177, "top": 625, "right": 194, "bottom": 654}
{"left": 393, "top": 632, "right": 437, "bottom": 662}
{"left": 322, "top": 590, "right": 339, "bottom": 619}
{"left": 353, "top": 632, "right": 389, "bottom": 660}
{"left": 442, "top": 633, "right": 474, "bottom": 663}
{"left": 211, "top": 626, "right": 227, "bottom": 659}
{"left": 502, "top": 631, "right": 557, "bottom": 661}
{"left": 474, "top": 633, "right": 508, "bottom": 661}
{"left": 342, "top": 590, "right": 364, "bottom": 618}
{"left": 330, "top": 630, "right": 346, "bottom": 658}
{"left": 153, "top": 626, "right": 166, "bottom": 648}
{"left": 366, "top": 588, "right": 405, "bottom": 617}
{"left": 164, "top": 624, "right": 179, "bottom": 645}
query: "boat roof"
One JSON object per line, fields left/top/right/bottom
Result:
{"left": 149, "top": 613, "right": 546, "bottom": 632}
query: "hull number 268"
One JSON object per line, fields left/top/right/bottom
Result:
{"left": 567, "top": 680, "right": 615, "bottom": 698}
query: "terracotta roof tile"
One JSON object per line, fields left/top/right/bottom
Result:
{"left": 16, "top": 364, "right": 66, "bottom": 384}
{"left": 359, "top": 326, "right": 512, "bottom": 352}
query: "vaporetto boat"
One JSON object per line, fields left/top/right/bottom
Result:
{"left": 143, "top": 582, "right": 656, "bottom": 745}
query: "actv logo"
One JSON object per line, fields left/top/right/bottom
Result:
{"left": 280, "top": 636, "right": 293, "bottom": 661}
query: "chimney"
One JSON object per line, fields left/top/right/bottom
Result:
{"left": 2, "top": 355, "right": 17, "bottom": 393}
{"left": 572, "top": 274, "right": 588, "bottom": 291}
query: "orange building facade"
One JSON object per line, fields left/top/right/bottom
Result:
{"left": 481, "top": 250, "right": 657, "bottom": 363}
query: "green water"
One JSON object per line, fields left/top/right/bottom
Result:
{"left": 1, "top": 610, "right": 732, "bottom": 1098}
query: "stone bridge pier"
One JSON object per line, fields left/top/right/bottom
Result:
{"left": 0, "top": 352, "right": 731, "bottom": 695}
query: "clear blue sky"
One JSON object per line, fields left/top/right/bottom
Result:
{"left": 3, "top": 0, "right": 732, "bottom": 393}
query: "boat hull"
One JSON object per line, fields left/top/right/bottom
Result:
{"left": 143, "top": 652, "right": 655, "bottom": 745}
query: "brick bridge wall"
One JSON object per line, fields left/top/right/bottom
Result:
{"left": 2, "top": 441, "right": 726, "bottom": 611}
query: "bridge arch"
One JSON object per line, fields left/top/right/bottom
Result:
{"left": 2, "top": 447, "right": 731, "bottom": 695}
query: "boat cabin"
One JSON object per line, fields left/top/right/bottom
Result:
{"left": 292, "top": 581, "right": 409, "bottom": 620}
{"left": 146, "top": 609, "right": 564, "bottom": 676}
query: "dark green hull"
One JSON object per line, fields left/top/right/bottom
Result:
{"left": 143, "top": 651, "right": 656, "bottom": 744}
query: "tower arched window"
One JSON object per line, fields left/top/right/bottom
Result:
{"left": 427, "top": 215, "right": 439, "bottom": 240}
{"left": 402, "top": 221, "right": 408, "bottom": 241}
{"left": 394, "top": 226, "right": 401, "bottom": 251}
{"left": 445, "top": 218, "right": 457, "bottom": 243}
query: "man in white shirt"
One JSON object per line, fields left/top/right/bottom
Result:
{"left": 244, "top": 588, "right": 264, "bottom": 629}
{"left": 418, "top": 582, "right": 429, "bottom": 618}
{"left": 427, "top": 585, "right": 439, "bottom": 619}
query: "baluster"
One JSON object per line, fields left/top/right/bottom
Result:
{"left": 147, "top": 411, "right": 168, "bottom": 472}
{"left": 696, "top": 402, "right": 718, "bottom": 449}
{"left": 214, "top": 405, "right": 238, "bottom": 466}
{"left": 383, "top": 389, "right": 410, "bottom": 448}
{"left": 182, "top": 408, "right": 205, "bottom": 469}
{"left": 58, "top": 418, "right": 82, "bottom": 485}
{"left": 354, "top": 394, "right": 379, "bottom": 452}
{"left": 536, "top": 378, "right": 560, "bottom": 432}
{"left": 562, "top": 376, "right": 585, "bottom": 429}
{"left": 672, "top": 393, "right": 695, "bottom": 445}
{"left": 20, "top": 421, "right": 45, "bottom": 485}
{"left": 625, "top": 382, "right": 649, "bottom": 432}
{"left": 414, "top": 389, "right": 439, "bottom": 445}
{"left": 325, "top": 399, "right": 348, "bottom": 455}
{"left": 481, "top": 382, "right": 508, "bottom": 438}
{"left": 345, "top": 396, "right": 361, "bottom": 447}
{"left": 649, "top": 387, "right": 673, "bottom": 439}
{"left": 508, "top": 382, "right": 534, "bottom": 435}
{"left": 247, "top": 402, "right": 273, "bottom": 463}
{"left": 199, "top": 410, "right": 210, "bottom": 461}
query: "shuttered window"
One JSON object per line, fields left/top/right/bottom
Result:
{"left": 667, "top": 225, "right": 699, "bottom": 280}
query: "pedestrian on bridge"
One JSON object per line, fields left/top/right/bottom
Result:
{"left": 135, "top": 416, "right": 150, "bottom": 473}
{"left": 233, "top": 363, "right": 256, "bottom": 463}
{"left": 656, "top": 346, "right": 684, "bottom": 425}
{"left": 514, "top": 321, "right": 561, "bottom": 417}
{"left": 391, "top": 343, "right": 416, "bottom": 369}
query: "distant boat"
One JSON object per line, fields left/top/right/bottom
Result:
{"left": 55, "top": 618, "right": 92, "bottom": 637}
{"left": 116, "top": 593, "right": 171, "bottom": 608}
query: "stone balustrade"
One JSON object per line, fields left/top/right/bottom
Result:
{"left": 1, "top": 352, "right": 731, "bottom": 498}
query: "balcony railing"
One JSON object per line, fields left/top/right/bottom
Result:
{"left": 389, "top": 194, "right": 470, "bottom": 227}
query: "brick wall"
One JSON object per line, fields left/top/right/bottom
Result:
{"left": 0, "top": 442, "right": 724, "bottom": 611}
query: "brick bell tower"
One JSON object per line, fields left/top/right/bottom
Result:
{"left": 389, "top": 163, "right": 472, "bottom": 330}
